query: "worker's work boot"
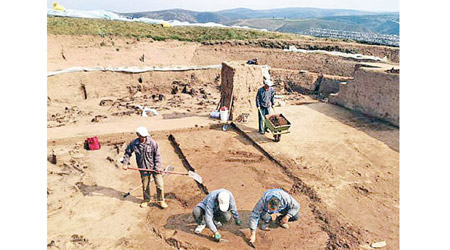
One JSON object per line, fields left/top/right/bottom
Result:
{"left": 140, "top": 201, "right": 149, "bottom": 208}
{"left": 260, "top": 223, "right": 270, "bottom": 231}
{"left": 213, "top": 220, "right": 223, "bottom": 228}
{"left": 158, "top": 200, "right": 168, "bottom": 209}
{"left": 280, "top": 223, "right": 289, "bottom": 229}
{"left": 194, "top": 224, "right": 206, "bottom": 234}
{"left": 276, "top": 215, "right": 289, "bottom": 229}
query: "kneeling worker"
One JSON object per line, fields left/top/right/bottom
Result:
{"left": 193, "top": 189, "right": 241, "bottom": 242}
{"left": 248, "top": 189, "right": 300, "bottom": 244}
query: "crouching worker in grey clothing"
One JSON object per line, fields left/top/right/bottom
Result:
{"left": 248, "top": 189, "right": 300, "bottom": 244}
{"left": 193, "top": 189, "right": 241, "bottom": 242}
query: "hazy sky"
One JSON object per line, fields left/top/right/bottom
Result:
{"left": 47, "top": 0, "right": 399, "bottom": 13}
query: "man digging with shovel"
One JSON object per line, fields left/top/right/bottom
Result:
{"left": 121, "top": 126, "right": 168, "bottom": 209}
{"left": 193, "top": 189, "right": 242, "bottom": 242}
{"left": 248, "top": 189, "right": 300, "bottom": 245}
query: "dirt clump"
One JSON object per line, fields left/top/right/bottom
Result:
{"left": 91, "top": 115, "right": 107, "bottom": 122}
{"left": 226, "top": 150, "right": 264, "bottom": 163}
{"left": 268, "top": 114, "right": 289, "bottom": 126}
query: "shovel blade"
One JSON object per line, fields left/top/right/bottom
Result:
{"left": 188, "top": 171, "right": 203, "bottom": 184}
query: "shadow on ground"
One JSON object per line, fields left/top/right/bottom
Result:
{"left": 76, "top": 182, "right": 141, "bottom": 204}
{"left": 229, "top": 123, "right": 280, "bottom": 144}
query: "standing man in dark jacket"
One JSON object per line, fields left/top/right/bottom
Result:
{"left": 122, "top": 126, "right": 168, "bottom": 209}
{"left": 256, "top": 79, "right": 275, "bottom": 134}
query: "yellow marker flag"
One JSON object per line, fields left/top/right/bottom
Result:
{"left": 52, "top": 2, "right": 66, "bottom": 11}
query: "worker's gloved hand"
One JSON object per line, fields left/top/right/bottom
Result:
{"left": 119, "top": 157, "right": 128, "bottom": 170}
{"left": 235, "top": 218, "right": 242, "bottom": 226}
{"left": 213, "top": 232, "right": 221, "bottom": 242}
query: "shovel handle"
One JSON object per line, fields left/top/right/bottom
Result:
{"left": 123, "top": 184, "right": 141, "bottom": 198}
{"left": 127, "top": 167, "right": 157, "bottom": 173}
{"left": 127, "top": 167, "right": 188, "bottom": 176}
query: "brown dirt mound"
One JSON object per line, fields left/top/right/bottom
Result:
{"left": 268, "top": 114, "right": 289, "bottom": 126}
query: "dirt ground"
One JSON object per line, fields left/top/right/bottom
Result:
{"left": 47, "top": 34, "right": 399, "bottom": 249}
{"left": 236, "top": 103, "right": 399, "bottom": 249}
{"left": 48, "top": 35, "right": 399, "bottom": 77}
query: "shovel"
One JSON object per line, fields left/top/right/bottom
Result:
{"left": 127, "top": 166, "right": 203, "bottom": 184}
{"left": 222, "top": 92, "right": 234, "bottom": 131}
{"left": 123, "top": 166, "right": 174, "bottom": 198}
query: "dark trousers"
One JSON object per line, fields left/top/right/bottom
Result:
{"left": 192, "top": 206, "right": 232, "bottom": 225}
{"left": 261, "top": 207, "right": 299, "bottom": 225}
{"left": 258, "top": 107, "right": 269, "bottom": 134}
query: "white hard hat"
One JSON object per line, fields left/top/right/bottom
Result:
{"left": 136, "top": 126, "right": 150, "bottom": 137}
{"left": 217, "top": 191, "right": 230, "bottom": 212}
{"left": 264, "top": 80, "right": 273, "bottom": 87}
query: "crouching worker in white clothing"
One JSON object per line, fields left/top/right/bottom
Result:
{"left": 192, "top": 189, "right": 241, "bottom": 242}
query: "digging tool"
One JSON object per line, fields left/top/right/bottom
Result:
{"left": 123, "top": 184, "right": 142, "bottom": 198}
{"left": 248, "top": 241, "right": 256, "bottom": 248}
{"left": 123, "top": 166, "right": 174, "bottom": 198}
{"left": 215, "top": 96, "right": 223, "bottom": 111}
{"left": 222, "top": 92, "right": 234, "bottom": 131}
{"left": 127, "top": 166, "right": 203, "bottom": 184}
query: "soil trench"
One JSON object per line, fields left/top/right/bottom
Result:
{"left": 150, "top": 128, "right": 330, "bottom": 250}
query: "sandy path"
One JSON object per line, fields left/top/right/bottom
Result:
{"left": 236, "top": 103, "right": 399, "bottom": 249}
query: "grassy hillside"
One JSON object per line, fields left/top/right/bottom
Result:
{"left": 217, "top": 7, "right": 376, "bottom": 19}
{"left": 278, "top": 19, "right": 374, "bottom": 34}
{"left": 229, "top": 14, "right": 399, "bottom": 36}
{"left": 322, "top": 15, "right": 399, "bottom": 35}
{"left": 47, "top": 16, "right": 302, "bottom": 42}
{"left": 120, "top": 7, "right": 378, "bottom": 23}
{"left": 121, "top": 9, "right": 232, "bottom": 23}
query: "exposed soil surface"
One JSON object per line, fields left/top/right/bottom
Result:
{"left": 235, "top": 104, "right": 399, "bottom": 249}
{"left": 48, "top": 34, "right": 399, "bottom": 250}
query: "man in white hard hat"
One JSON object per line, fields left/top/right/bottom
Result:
{"left": 192, "top": 189, "right": 241, "bottom": 242}
{"left": 256, "top": 79, "right": 275, "bottom": 134}
{"left": 121, "top": 126, "right": 168, "bottom": 209}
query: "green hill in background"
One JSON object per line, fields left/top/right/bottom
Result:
{"left": 120, "top": 7, "right": 399, "bottom": 36}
